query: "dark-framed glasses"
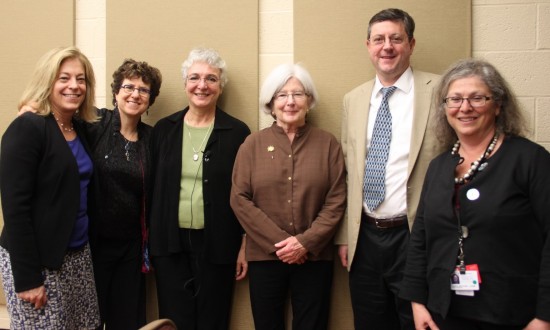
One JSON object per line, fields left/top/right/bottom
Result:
{"left": 274, "top": 91, "right": 308, "bottom": 102}
{"left": 187, "top": 74, "right": 220, "bottom": 85}
{"left": 444, "top": 95, "right": 492, "bottom": 108}
{"left": 120, "top": 84, "right": 151, "bottom": 98}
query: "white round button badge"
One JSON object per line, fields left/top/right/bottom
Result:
{"left": 466, "top": 188, "right": 480, "bottom": 201}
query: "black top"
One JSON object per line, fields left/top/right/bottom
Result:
{"left": 400, "top": 136, "right": 550, "bottom": 325}
{"left": 148, "top": 107, "right": 250, "bottom": 264}
{"left": 86, "top": 108, "right": 151, "bottom": 241}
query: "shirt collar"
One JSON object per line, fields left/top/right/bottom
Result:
{"left": 373, "top": 66, "right": 413, "bottom": 96}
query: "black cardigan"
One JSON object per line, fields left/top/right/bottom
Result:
{"left": 148, "top": 107, "right": 250, "bottom": 264}
{"left": 0, "top": 113, "right": 91, "bottom": 292}
{"left": 85, "top": 108, "right": 151, "bottom": 241}
{"left": 400, "top": 136, "right": 550, "bottom": 325}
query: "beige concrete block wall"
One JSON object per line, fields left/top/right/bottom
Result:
{"left": 472, "top": 0, "right": 550, "bottom": 150}
{"left": 75, "top": 0, "right": 550, "bottom": 146}
{"left": 0, "top": 0, "right": 542, "bottom": 328}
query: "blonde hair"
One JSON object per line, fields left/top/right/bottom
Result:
{"left": 18, "top": 46, "right": 98, "bottom": 122}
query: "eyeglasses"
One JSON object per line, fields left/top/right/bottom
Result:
{"left": 369, "top": 35, "right": 406, "bottom": 46}
{"left": 120, "top": 84, "right": 151, "bottom": 98}
{"left": 187, "top": 74, "right": 220, "bottom": 85}
{"left": 274, "top": 91, "right": 308, "bottom": 102}
{"left": 444, "top": 96, "right": 492, "bottom": 108}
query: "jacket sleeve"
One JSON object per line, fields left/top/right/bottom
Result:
{"left": 0, "top": 114, "right": 45, "bottom": 292}
{"left": 399, "top": 161, "right": 433, "bottom": 305}
{"left": 334, "top": 96, "right": 350, "bottom": 245}
{"left": 530, "top": 146, "right": 550, "bottom": 322}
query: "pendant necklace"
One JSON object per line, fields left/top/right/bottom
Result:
{"left": 124, "top": 139, "right": 131, "bottom": 161}
{"left": 121, "top": 131, "right": 138, "bottom": 161}
{"left": 451, "top": 132, "right": 499, "bottom": 184}
{"left": 186, "top": 119, "right": 214, "bottom": 161}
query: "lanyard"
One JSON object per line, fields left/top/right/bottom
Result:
{"left": 453, "top": 185, "right": 469, "bottom": 274}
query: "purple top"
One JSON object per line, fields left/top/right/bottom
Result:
{"left": 67, "top": 136, "right": 93, "bottom": 249}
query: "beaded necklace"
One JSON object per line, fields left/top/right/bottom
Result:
{"left": 451, "top": 133, "right": 499, "bottom": 184}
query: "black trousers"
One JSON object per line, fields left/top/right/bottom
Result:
{"left": 153, "top": 229, "right": 235, "bottom": 330}
{"left": 349, "top": 220, "right": 414, "bottom": 330}
{"left": 91, "top": 237, "right": 146, "bottom": 330}
{"left": 248, "top": 260, "right": 333, "bottom": 330}
{"left": 432, "top": 313, "right": 525, "bottom": 330}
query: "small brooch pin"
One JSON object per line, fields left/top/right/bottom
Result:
{"left": 267, "top": 145, "right": 275, "bottom": 152}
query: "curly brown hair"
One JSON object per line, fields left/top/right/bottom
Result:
{"left": 111, "top": 59, "right": 162, "bottom": 107}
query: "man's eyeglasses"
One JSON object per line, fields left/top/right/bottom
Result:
{"left": 187, "top": 75, "right": 220, "bottom": 85}
{"left": 120, "top": 84, "right": 151, "bottom": 98}
{"left": 274, "top": 91, "right": 308, "bottom": 102}
{"left": 444, "top": 96, "right": 492, "bottom": 108}
{"left": 369, "top": 35, "right": 406, "bottom": 46}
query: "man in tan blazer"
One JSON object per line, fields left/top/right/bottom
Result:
{"left": 335, "top": 8, "right": 443, "bottom": 330}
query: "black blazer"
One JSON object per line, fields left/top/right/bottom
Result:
{"left": 148, "top": 107, "right": 250, "bottom": 264}
{"left": 400, "top": 136, "right": 550, "bottom": 325}
{"left": 0, "top": 113, "right": 91, "bottom": 292}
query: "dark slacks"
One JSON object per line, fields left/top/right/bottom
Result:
{"left": 349, "top": 219, "right": 414, "bottom": 330}
{"left": 153, "top": 229, "right": 235, "bottom": 330}
{"left": 248, "top": 260, "right": 333, "bottom": 330}
{"left": 91, "top": 237, "right": 145, "bottom": 330}
{"left": 432, "top": 313, "right": 525, "bottom": 330}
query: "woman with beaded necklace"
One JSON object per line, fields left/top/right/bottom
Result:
{"left": 399, "top": 58, "right": 550, "bottom": 329}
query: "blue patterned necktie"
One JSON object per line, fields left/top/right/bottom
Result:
{"left": 363, "top": 86, "right": 397, "bottom": 211}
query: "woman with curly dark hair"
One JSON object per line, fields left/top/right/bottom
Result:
{"left": 87, "top": 59, "right": 162, "bottom": 330}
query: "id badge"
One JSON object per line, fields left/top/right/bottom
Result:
{"left": 450, "top": 264, "right": 481, "bottom": 296}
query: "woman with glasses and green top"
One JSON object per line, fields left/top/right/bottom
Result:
{"left": 148, "top": 47, "right": 250, "bottom": 329}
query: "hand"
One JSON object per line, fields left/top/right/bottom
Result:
{"left": 235, "top": 235, "right": 248, "bottom": 280}
{"left": 274, "top": 236, "right": 307, "bottom": 264}
{"left": 338, "top": 244, "right": 348, "bottom": 268}
{"left": 17, "top": 285, "right": 47, "bottom": 309}
{"left": 524, "top": 318, "right": 550, "bottom": 330}
{"left": 18, "top": 101, "right": 39, "bottom": 116}
{"left": 411, "top": 302, "right": 439, "bottom": 330}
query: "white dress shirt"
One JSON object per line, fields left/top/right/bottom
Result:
{"left": 363, "top": 67, "right": 414, "bottom": 218}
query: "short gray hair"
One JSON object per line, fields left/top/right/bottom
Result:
{"left": 181, "top": 47, "right": 228, "bottom": 88}
{"left": 259, "top": 63, "right": 319, "bottom": 116}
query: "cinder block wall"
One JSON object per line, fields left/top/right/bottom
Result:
{"left": 77, "top": 0, "right": 550, "bottom": 146}
{"left": 471, "top": 0, "right": 550, "bottom": 150}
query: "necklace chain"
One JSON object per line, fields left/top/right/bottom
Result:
{"left": 53, "top": 114, "right": 74, "bottom": 132}
{"left": 451, "top": 133, "right": 499, "bottom": 185}
{"left": 186, "top": 120, "right": 214, "bottom": 161}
